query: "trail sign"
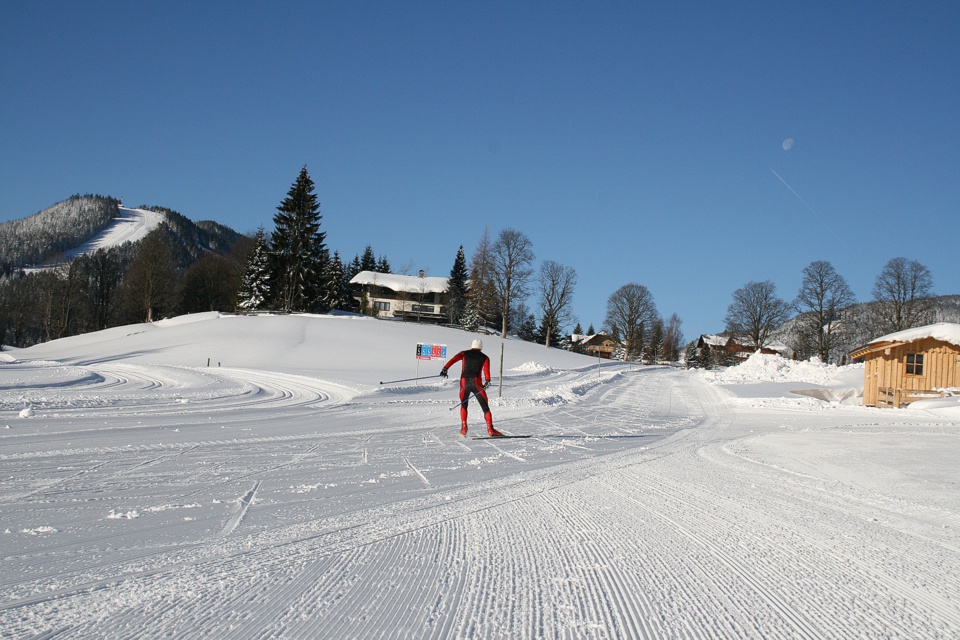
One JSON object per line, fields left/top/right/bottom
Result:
{"left": 416, "top": 343, "right": 447, "bottom": 360}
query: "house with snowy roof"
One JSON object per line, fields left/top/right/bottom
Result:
{"left": 571, "top": 332, "right": 619, "bottom": 359}
{"left": 695, "top": 334, "right": 786, "bottom": 362}
{"left": 850, "top": 322, "right": 960, "bottom": 408}
{"left": 349, "top": 270, "right": 450, "bottom": 323}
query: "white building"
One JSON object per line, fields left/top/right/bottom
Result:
{"left": 349, "top": 270, "right": 450, "bottom": 323}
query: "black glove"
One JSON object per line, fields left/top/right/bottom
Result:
{"left": 484, "top": 380, "right": 491, "bottom": 389}
{"left": 440, "top": 368, "right": 448, "bottom": 379}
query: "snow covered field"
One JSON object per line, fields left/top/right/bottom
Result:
{"left": 1, "top": 313, "right": 958, "bottom": 639}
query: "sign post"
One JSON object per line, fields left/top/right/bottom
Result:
{"left": 415, "top": 343, "right": 447, "bottom": 383}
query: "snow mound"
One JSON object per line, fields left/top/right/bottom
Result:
{"left": 511, "top": 361, "right": 552, "bottom": 374}
{"left": 711, "top": 353, "right": 847, "bottom": 386}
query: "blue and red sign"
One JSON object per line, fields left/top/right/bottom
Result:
{"left": 416, "top": 343, "right": 447, "bottom": 360}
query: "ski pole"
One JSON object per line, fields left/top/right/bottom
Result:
{"left": 447, "top": 385, "right": 493, "bottom": 411}
{"left": 379, "top": 374, "right": 442, "bottom": 385}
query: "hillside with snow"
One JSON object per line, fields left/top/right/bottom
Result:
{"left": 1, "top": 313, "right": 958, "bottom": 638}
{"left": 61, "top": 206, "right": 165, "bottom": 260}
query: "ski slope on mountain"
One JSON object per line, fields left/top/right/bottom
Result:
{"left": 63, "top": 206, "right": 164, "bottom": 259}
{"left": 1, "top": 313, "right": 959, "bottom": 639}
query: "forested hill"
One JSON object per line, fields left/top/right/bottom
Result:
{"left": 0, "top": 195, "right": 120, "bottom": 269}
{"left": 0, "top": 195, "right": 243, "bottom": 274}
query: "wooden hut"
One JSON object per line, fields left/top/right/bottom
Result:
{"left": 850, "top": 323, "right": 960, "bottom": 408}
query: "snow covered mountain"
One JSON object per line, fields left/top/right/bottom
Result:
{"left": 0, "top": 195, "right": 243, "bottom": 272}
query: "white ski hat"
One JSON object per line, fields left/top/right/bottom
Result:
{"left": 471, "top": 339, "right": 483, "bottom": 350}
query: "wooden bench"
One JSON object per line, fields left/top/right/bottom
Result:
{"left": 877, "top": 387, "right": 949, "bottom": 408}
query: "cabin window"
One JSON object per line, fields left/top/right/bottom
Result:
{"left": 905, "top": 353, "right": 924, "bottom": 376}
{"left": 375, "top": 301, "right": 391, "bottom": 311}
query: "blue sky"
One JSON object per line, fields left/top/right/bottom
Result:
{"left": 2, "top": 1, "right": 958, "bottom": 338}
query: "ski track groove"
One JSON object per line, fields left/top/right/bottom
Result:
{"left": 220, "top": 481, "right": 261, "bottom": 537}
{"left": 3, "top": 365, "right": 959, "bottom": 638}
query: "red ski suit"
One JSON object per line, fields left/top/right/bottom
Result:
{"left": 443, "top": 349, "right": 493, "bottom": 429}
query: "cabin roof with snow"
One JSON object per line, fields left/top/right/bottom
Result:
{"left": 349, "top": 270, "right": 449, "bottom": 294}
{"left": 850, "top": 322, "right": 960, "bottom": 357}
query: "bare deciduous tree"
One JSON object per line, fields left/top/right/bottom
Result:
{"left": 468, "top": 228, "right": 497, "bottom": 330}
{"left": 725, "top": 280, "right": 790, "bottom": 350}
{"left": 872, "top": 257, "right": 934, "bottom": 333}
{"left": 794, "top": 260, "right": 856, "bottom": 362}
{"left": 490, "top": 228, "right": 535, "bottom": 338}
{"left": 537, "top": 260, "right": 577, "bottom": 348}
{"left": 604, "top": 283, "right": 658, "bottom": 361}
{"left": 121, "top": 228, "right": 180, "bottom": 323}
{"left": 663, "top": 313, "right": 684, "bottom": 362}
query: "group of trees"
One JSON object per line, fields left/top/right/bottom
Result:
{"left": 0, "top": 226, "right": 255, "bottom": 347}
{"left": 2, "top": 169, "right": 692, "bottom": 359}
{"left": 722, "top": 257, "right": 939, "bottom": 364}
{"left": 454, "top": 227, "right": 577, "bottom": 348}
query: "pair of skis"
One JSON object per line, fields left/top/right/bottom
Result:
{"left": 380, "top": 376, "right": 528, "bottom": 439}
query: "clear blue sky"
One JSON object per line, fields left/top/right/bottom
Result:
{"left": 2, "top": 1, "right": 958, "bottom": 338}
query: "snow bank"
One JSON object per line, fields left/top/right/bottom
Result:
{"left": 705, "top": 352, "right": 864, "bottom": 407}
{"left": 511, "top": 361, "right": 552, "bottom": 374}
{"left": 710, "top": 353, "right": 849, "bottom": 386}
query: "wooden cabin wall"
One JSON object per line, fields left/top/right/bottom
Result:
{"left": 861, "top": 338, "right": 960, "bottom": 406}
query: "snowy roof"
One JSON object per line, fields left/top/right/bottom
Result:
{"left": 857, "top": 322, "right": 960, "bottom": 353}
{"left": 699, "top": 334, "right": 730, "bottom": 347}
{"left": 349, "top": 270, "right": 449, "bottom": 294}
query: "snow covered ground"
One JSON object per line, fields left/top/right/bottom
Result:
{"left": 1, "top": 313, "right": 958, "bottom": 639}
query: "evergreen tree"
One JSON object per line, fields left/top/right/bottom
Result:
{"left": 359, "top": 245, "right": 377, "bottom": 272}
{"left": 535, "top": 314, "right": 562, "bottom": 347}
{"left": 517, "top": 313, "right": 537, "bottom": 342}
{"left": 270, "top": 167, "right": 327, "bottom": 312}
{"left": 447, "top": 245, "right": 469, "bottom": 325}
{"left": 324, "top": 251, "right": 353, "bottom": 311}
{"left": 647, "top": 317, "right": 664, "bottom": 363}
{"left": 348, "top": 255, "right": 362, "bottom": 279}
{"left": 685, "top": 343, "right": 701, "bottom": 369}
{"left": 376, "top": 255, "right": 391, "bottom": 274}
{"left": 237, "top": 227, "right": 271, "bottom": 312}
{"left": 459, "top": 298, "right": 482, "bottom": 332}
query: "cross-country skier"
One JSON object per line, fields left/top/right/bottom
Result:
{"left": 440, "top": 339, "right": 503, "bottom": 437}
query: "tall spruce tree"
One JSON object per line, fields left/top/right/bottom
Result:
{"left": 324, "top": 251, "right": 353, "bottom": 311}
{"left": 359, "top": 245, "right": 377, "bottom": 272}
{"left": 447, "top": 245, "right": 469, "bottom": 325}
{"left": 237, "top": 227, "right": 271, "bottom": 312}
{"left": 270, "top": 167, "right": 327, "bottom": 312}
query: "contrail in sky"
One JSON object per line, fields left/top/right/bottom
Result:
{"left": 770, "top": 168, "right": 823, "bottom": 221}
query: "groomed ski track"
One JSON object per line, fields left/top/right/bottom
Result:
{"left": 2, "top": 363, "right": 959, "bottom": 638}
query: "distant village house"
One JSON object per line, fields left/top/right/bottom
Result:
{"left": 571, "top": 332, "right": 618, "bottom": 359}
{"left": 695, "top": 334, "right": 787, "bottom": 362}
